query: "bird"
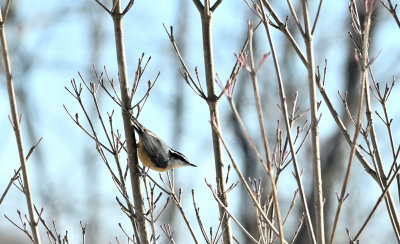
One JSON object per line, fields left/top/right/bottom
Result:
{"left": 130, "top": 116, "right": 196, "bottom": 172}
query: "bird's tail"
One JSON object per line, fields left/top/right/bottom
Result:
{"left": 130, "top": 116, "right": 146, "bottom": 133}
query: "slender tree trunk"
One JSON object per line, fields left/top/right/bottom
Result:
{"left": 197, "top": 1, "right": 233, "bottom": 243}
{"left": 111, "top": 1, "right": 149, "bottom": 243}
{"left": 301, "top": 1, "right": 325, "bottom": 243}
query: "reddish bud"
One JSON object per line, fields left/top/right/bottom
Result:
{"left": 365, "top": 0, "right": 378, "bottom": 14}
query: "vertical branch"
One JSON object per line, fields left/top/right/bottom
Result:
{"left": 192, "top": 0, "right": 233, "bottom": 243}
{"left": 247, "top": 23, "right": 285, "bottom": 243}
{"left": 363, "top": 6, "right": 400, "bottom": 241}
{"left": 0, "top": 6, "right": 41, "bottom": 244}
{"left": 211, "top": 120, "right": 283, "bottom": 238}
{"left": 328, "top": 2, "right": 370, "bottom": 243}
{"left": 301, "top": 1, "right": 325, "bottom": 243}
{"left": 257, "top": 1, "right": 317, "bottom": 241}
{"left": 110, "top": 0, "right": 149, "bottom": 243}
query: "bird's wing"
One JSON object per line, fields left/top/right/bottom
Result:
{"left": 138, "top": 129, "right": 170, "bottom": 168}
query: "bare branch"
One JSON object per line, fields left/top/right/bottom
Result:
{"left": 381, "top": 0, "right": 400, "bottom": 28}
{"left": 286, "top": 0, "right": 305, "bottom": 37}
{"left": 94, "top": 0, "right": 111, "bottom": 14}
{"left": 122, "top": 0, "right": 135, "bottom": 15}
{"left": 211, "top": 0, "right": 223, "bottom": 12}
{"left": 206, "top": 180, "right": 258, "bottom": 243}
{"left": 311, "top": 0, "right": 324, "bottom": 34}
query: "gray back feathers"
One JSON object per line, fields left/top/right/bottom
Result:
{"left": 131, "top": 117, "right": 171, "bottom": 168}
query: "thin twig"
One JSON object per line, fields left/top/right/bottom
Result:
{"left": 94, "top": 0, "right": 111, "bottom": 14}
{"left": 246, "top": 18, "right": 286, "bottom": 243}
{"left": 260, "top": 0, "right": 308, "bottom": 65}
{"left": 160, "top": 224, "right": 176, "bottom": 244}
{"left": 206, "top": 180, "right": 258, "bottom": 243}
{"left": 286, "top": 0, "right": 305, "bottom": 37}
{"left": 381, "top": 0, "right": 400, "bottom": 28}
{"left": 0, "top": 137, "right": 42, "bottom": 205}
{"left": 210, "top": 119, "right": 287, "bottom": 242}
{"left": 192, "top": 190, "right": 211, "bottom": 243}
{"left": 353, "top": 164, "right": 400, "bottom": 241}
{"left": 311, "top": 0, "right": 324, "bottom": 34}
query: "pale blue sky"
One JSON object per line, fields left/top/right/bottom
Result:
{"left": 1, "top": 1, "right": 400, "bottom": 243}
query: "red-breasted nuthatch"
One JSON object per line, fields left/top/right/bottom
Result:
{"left": 131, "top": 116, "right": 196, "bottom": 172}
